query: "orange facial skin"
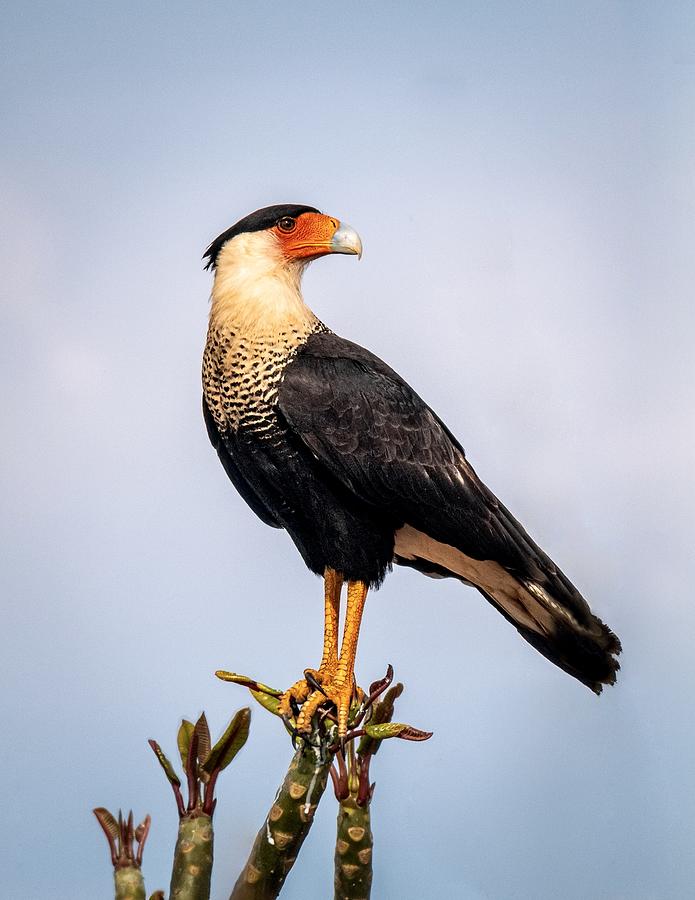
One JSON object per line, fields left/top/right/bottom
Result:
{"left": 273, "top": 212, "right": 341, "bottom": 260}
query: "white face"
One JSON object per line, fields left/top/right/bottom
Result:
{"left": 216, "top": 229, "right": 293, "bottom": 276}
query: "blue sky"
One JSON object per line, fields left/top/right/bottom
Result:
{"left": 2, "top": 2, "right": 694, "bottom": 897}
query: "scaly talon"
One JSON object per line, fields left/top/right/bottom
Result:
{"left": 295, "top": 676, "right": 356, "bottom": 736}
{"left": 278, "top": 663, "right": 338, "bottom": 720}
{"left": 278, "top": 676, "right": 312, "bottom": 720}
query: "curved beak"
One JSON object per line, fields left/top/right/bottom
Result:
{"left": 330, "top": 222, "right": 362, "bottom": 259}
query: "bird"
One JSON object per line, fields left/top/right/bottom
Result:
{"left": 202, "top": 204, "right": 621, "bottom": 736}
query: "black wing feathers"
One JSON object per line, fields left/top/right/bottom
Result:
{"left": 280, "top": 335, "right": 468, "bottom": 511}
{"left": 280, "top": 334, "right": 547, "bottom": 576}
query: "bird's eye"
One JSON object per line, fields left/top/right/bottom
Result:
{"left": 277, "top": 216, "right": 296, "bottom": 233}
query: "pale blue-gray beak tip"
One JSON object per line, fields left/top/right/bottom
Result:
{"left": 330, "top": 222, "right": 363, "bottom": 259}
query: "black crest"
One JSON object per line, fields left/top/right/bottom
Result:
{"left": 203, "top": 204, "right": 320, "bottom": 270}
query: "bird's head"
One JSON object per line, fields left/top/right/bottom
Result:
{"left": 204, "top": 205, "right": 362, "bottom": 331}
{"left": 204, "top": 204, "right": 362, "bottom": 273}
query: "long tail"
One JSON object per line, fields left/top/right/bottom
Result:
{"left": 394, "top": 524, "right": 621, "bottom": 693}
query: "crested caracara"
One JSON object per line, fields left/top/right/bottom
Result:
{"left": 202, "top": 204, "right": 621, "bottom": 735}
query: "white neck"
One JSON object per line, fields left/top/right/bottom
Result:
{"left": 209, "top": 231, "right": 319, "bottom": 336}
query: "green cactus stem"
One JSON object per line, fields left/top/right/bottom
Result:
{"left": 114, "top": 865, "right": 146, "bottom": 900}
{"left": 169, "top": 813, "right": 214, "bottom": 900}
{"left": 334, "top": 798, "right": 373, "bottom": 900}
{"left": 230, "top": 742, "right": 334, "bottom": 900}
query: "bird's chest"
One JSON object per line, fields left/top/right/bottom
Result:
{"left": 203, "top": 326, "right": 305, "bottom": 436}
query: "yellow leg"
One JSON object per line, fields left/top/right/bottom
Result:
{"left": 317, "top": 568, "right": 342, "bottom": 672}
{"left": 279, "top": 569, "right": 343, "bottom": 717}
{"left": 336, "top": 580, "right": 368, "bottom": 687}
{"left": 296, "top": 579, "right": 369, "bottom": 737}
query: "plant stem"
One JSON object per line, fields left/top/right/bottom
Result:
{"left": 334, "top": 798, "right": 373, "bottom": 900}
{"left": 114, "top": 865, "right": 146, "bottom": 900}
{"left": 230, "top": 744, "right": 334, "bottom": 899}
{"left": 169, "top": 813, "right": 214, "bottom": 900}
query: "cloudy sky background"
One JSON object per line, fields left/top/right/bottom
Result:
{"left": 2, "top": 2, "right": 694, "bottom": 897}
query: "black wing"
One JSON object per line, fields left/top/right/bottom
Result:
{"left": 280, "top": 333, "right": 554, "bottom": 573}
{"left": 278, "top": 332, "right": 620, "bottom": 691}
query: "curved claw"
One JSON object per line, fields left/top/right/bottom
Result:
{"left": 281, "top": 713, "right": 297, "bottom": 739}
{"left": 304, "top": 669, "right": 327, "bottom": 696}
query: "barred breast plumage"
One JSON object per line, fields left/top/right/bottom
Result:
{"left": 202, "top": 320, "right": 328, "bottom": 438}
